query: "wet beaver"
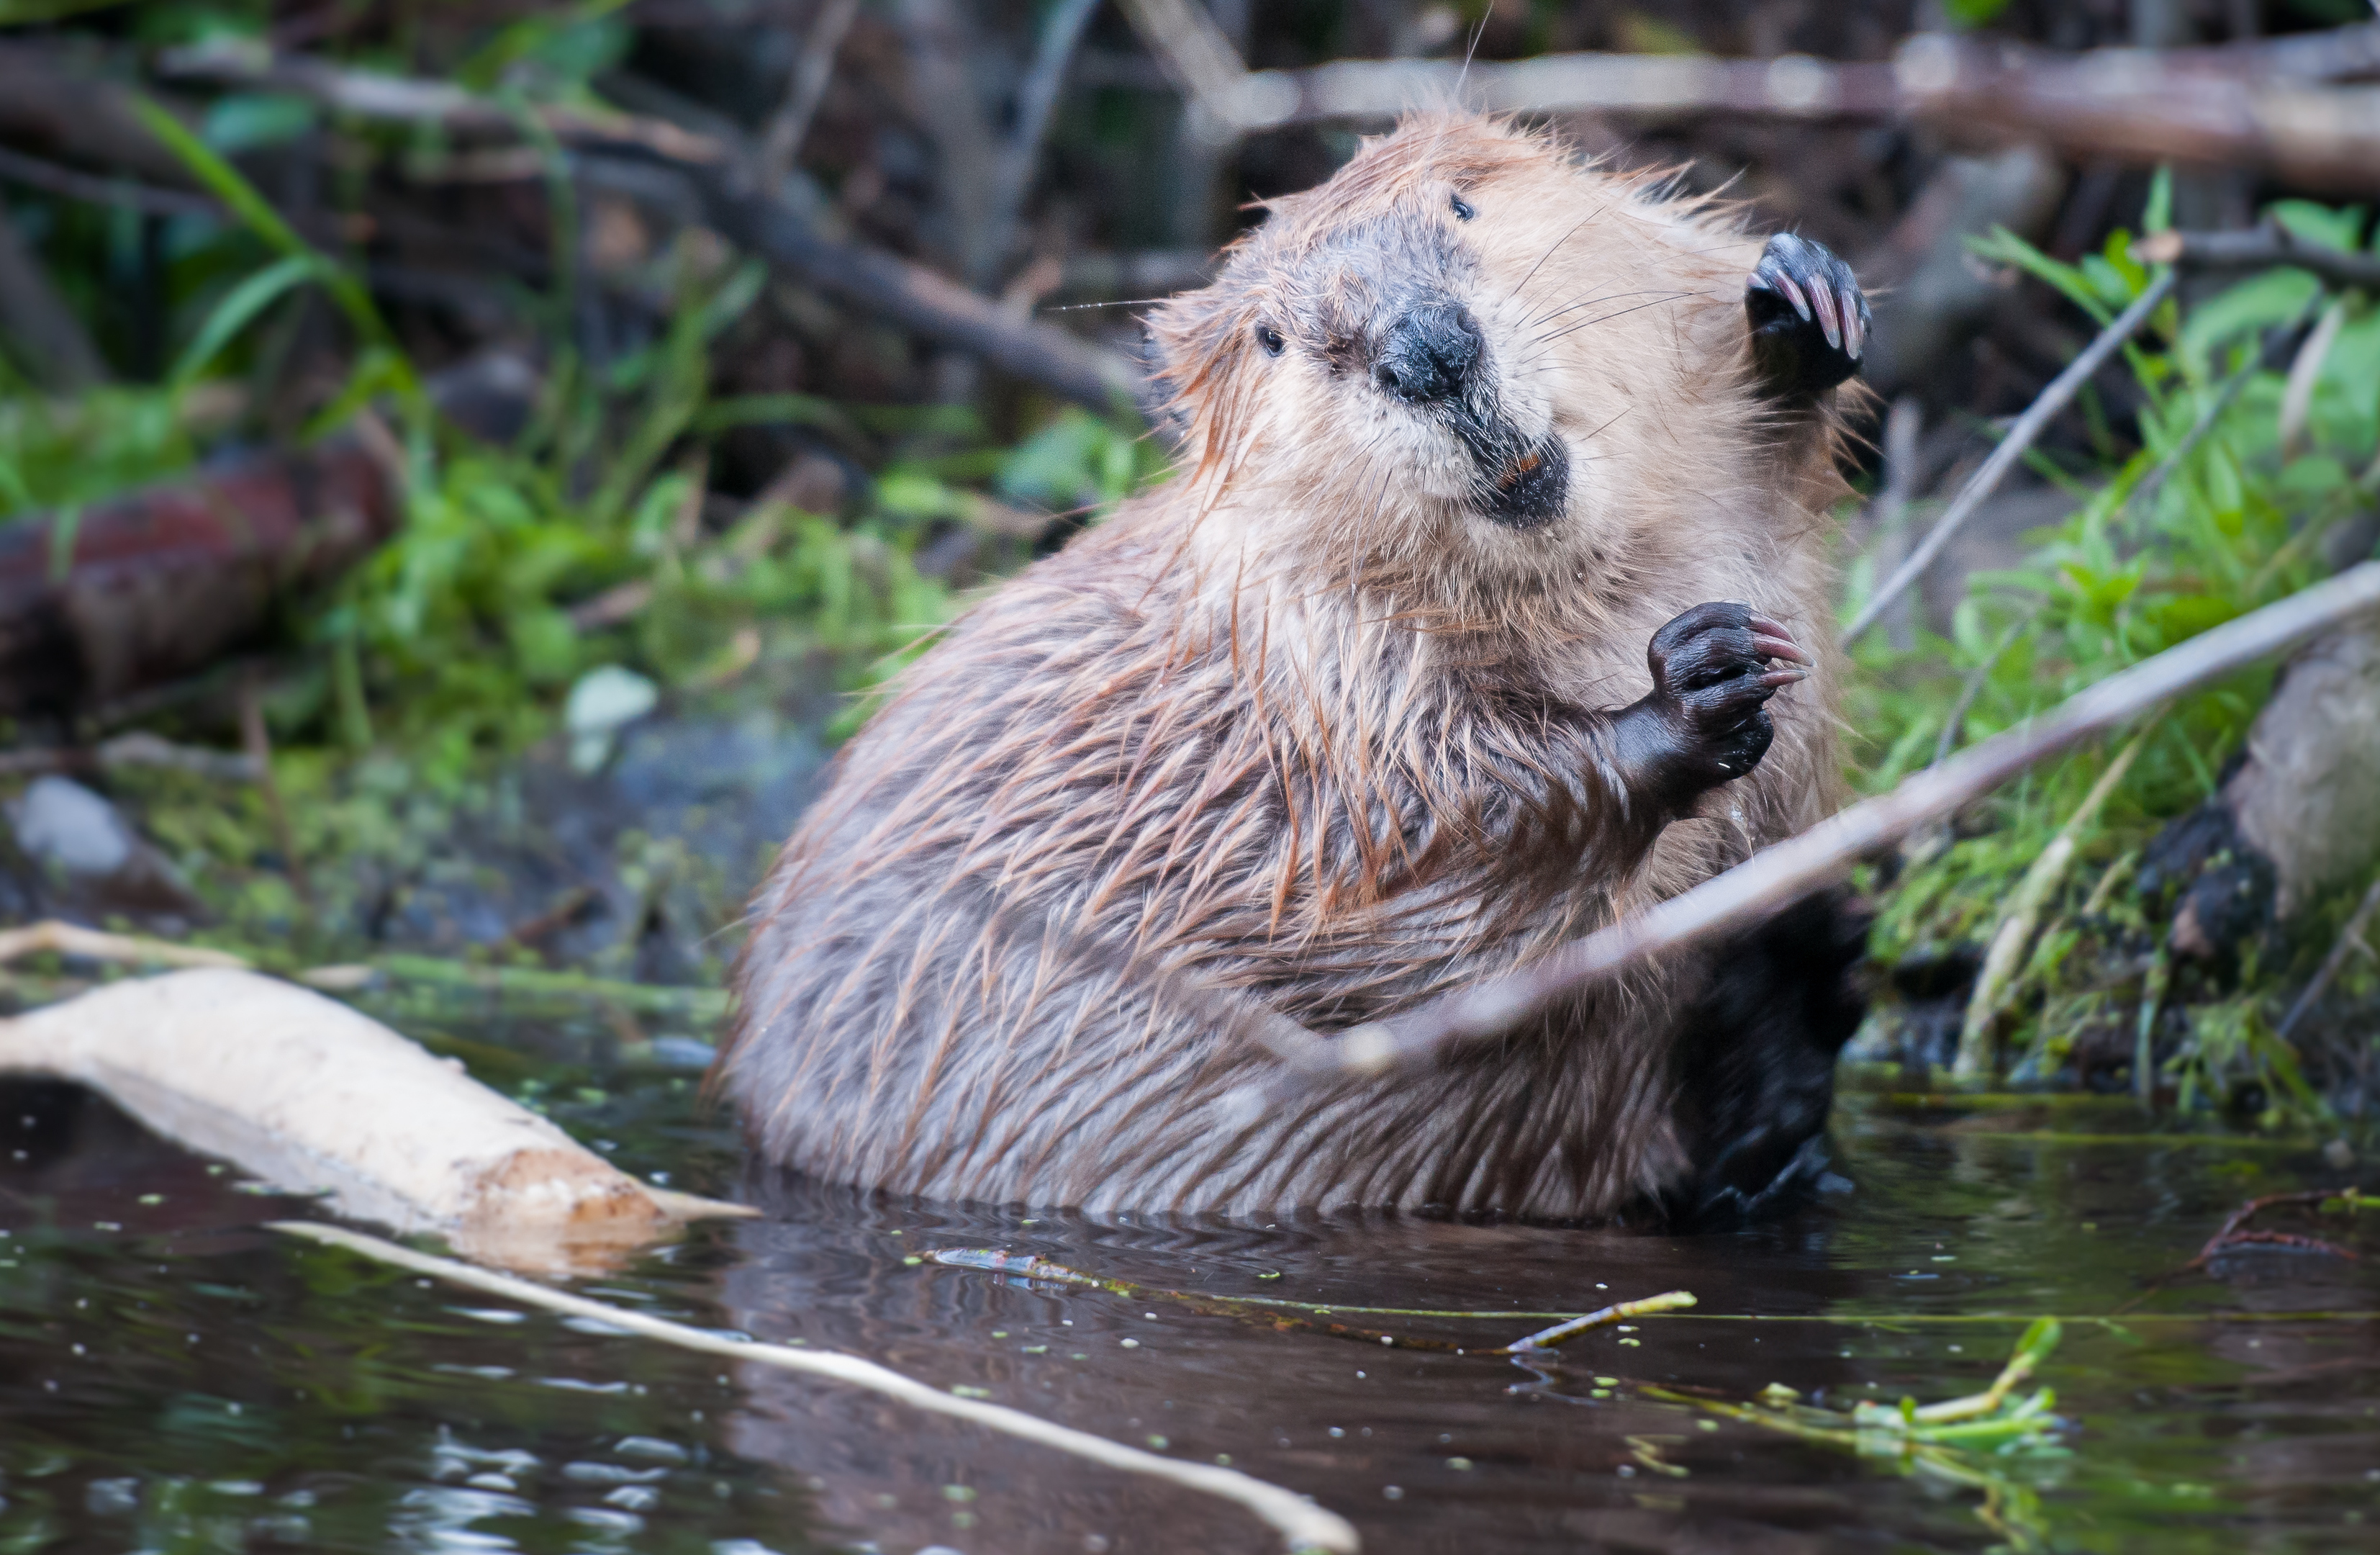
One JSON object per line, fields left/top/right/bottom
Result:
{"left": 723, "top": 114, "right": 1871, "bottom": 1220}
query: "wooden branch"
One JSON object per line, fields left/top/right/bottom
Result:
{"left": 1118, "top": 22, "right": 2380, "bottom": 194}
{"left": 684, "top": 159, "right": 1148, "bottom": 415}
{"left": 155, "top": 42, "right": 729, "bottom": 164}
{"left": 278, "top": 1221, "right": 1362, "bottom": 1554}
{"left": 2135, "top": 225, "right": 2380, "bottom": 292}
{"left": 0, "top": 41, "right": 206, "bottom": 189}
{"left": 1264, "top": 562, "right": 2380, "bottom": 1086}
{"left": 138, "top": 43, "right": 1151, "bottom": 416}
{"left": 1843, "top": 271, "right": 2176, "bottom": 646}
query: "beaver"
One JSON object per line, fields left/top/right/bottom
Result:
{"left": 721, "top": 113, "right": 1872, "bottom": 1221}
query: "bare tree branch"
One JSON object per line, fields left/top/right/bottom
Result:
{"left": 1262, "top": 561, "right": 2380, "bottom": 1087}
{"left": 1118, "top": 21, "right": 2380, "bottom": 194}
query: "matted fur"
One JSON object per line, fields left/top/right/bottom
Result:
{"left": 723, "top": 114, "right": 1855, "bottom": 1217}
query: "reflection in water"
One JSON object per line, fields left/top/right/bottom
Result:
{"left": 0, "top": 1074, "right": 2373, "bottom": 1554}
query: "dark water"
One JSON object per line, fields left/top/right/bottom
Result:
{"left": 1, "top": 1055, "right": 2374, "bottom": 1554}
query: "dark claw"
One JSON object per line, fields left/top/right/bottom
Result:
{"left": 1633, "top": 600, "right": 1811, "bottom": 801}
{"left": 1746, "top": 233, "right": 1868, "bottom": 400}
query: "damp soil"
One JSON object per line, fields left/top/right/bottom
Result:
{"left": 0, "top": 1049, "right": 2373, "bottom": 1554}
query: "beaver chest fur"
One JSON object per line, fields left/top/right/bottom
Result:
{"left": 720, "top": 114, "right": 1872, "bottom": 1220}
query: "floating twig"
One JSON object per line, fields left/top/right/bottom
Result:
{"left": 925, "top": 1248, "right": 1693, "bottom": 1357}
{"left": 279, "top": 1223, "right": 1360, "bottom": 1555}
{"left": 1504, "top": 1292, "right": 1699, "bottom": 1353}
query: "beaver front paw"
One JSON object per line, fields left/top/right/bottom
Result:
{"left": 1624, "top": 601, "right": 1809, "bottom": 803}
{"left": 1745, "top": 233, "right": 1868, "bottom": 398}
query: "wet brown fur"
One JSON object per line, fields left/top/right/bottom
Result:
{"left": 722, "top": 114, "right": 1856, "bottom": 1216}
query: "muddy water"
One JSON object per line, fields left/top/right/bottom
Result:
{"left": 0, "top": 1059, "right": 2372, "bottom": 1554}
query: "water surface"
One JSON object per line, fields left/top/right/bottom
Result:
{"left": 0, "top": 1055, "right": 2371, "bottom": 1554}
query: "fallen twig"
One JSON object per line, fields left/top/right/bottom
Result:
{"left": 0, "top": 142, "right": 219, "bottom": 219}
{"left": 2, "top": 970, "right": 751, "bottom": 1271}
{"left": 2185, "top": 1188, "right": 2364, "bottom": 1272}
{"left": 1845, "top": 272, "right": 2176, "bottom": 646}
{"left": 755, "top": 0, "right": 859, "bottom": 188}
{"left": 1259, "top": 562, "right": 2380, "bottom": 1086}
{"left": 0, "top": 732, "right": 260, "bottom": 780}
{"left": 276, "top": 1223, "right": 1360, "bottom": 1555}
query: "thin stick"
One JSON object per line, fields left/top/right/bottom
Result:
{"left": 1268, "top": 562, "right": 2380, "bottom": 1086}
{"left": 756, "top": 0, "right": 860, "bottom": 189}
{"left": 1844, "top": 271, "right": 2176, "bottom": 646}
{"left": 1505, "top": 1291, "right": 1698, "bottom": 1353}
{"left": 1953, "top": 725, "right": 2150, "bottom": 1078}
{"left": 0, "top": 920, "right": 248, "bottom": 970}
{"left": 273, "top": 1222, "right": 1359, "bottom": 1555}
{"left": 2276, "top": 873, "right": 2380, "bottom": 1042}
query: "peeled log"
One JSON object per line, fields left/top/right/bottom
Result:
{"left": 0, "top": 968, "right": 748, "bottom": 1271}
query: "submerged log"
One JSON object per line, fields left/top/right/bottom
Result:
{"left": 0, "top": 435, "right": 399, "bottom": 715}
{"left": 0, "top": 968, "right": 748, "bottom": 1273}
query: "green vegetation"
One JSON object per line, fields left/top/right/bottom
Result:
{"left": 1845, "top": 189, "right": 2380, "bottom": 1127}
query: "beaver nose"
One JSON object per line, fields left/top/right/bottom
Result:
{"left": 1372, "top": 300, "right": 1483, "bottom": 404}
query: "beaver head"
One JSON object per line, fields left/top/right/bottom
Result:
{"left": 1148, "top": 114, "right": 1768, "bottom": 601}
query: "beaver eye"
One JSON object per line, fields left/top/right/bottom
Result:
{"left": 1255, "top": 324, "right": 1285, "bottom": 356}
{"left": 1450, "top": 194, "right": 1476, "bottom": 221}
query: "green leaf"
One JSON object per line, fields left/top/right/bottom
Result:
{"left": 1968, "top": 225, "right": 2111, "bottom": 324}
{"left": 2143, "top": 166, "right": 2173, "bottom": 235}
{"left": 168, "top": 252, "right": 322, "bottom": 390}
{"left": 130, "top": 93, "right": 411, "bottom": 404}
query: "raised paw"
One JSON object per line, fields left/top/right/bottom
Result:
{"left": 1640, "top": 600, "right": 1810, "bottom": 793}
{"left": 1745, "top": 233, "right": 1868, "bottom": 399}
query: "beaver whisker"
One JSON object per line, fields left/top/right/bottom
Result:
{"left": 1503, "top": 205, "right": 1608, "bottom": 305}
{"left": 1521, "top": 284, "right": 1675, "bottom": 331}
{"left": 1535, "top": 292, "right": 1700, "bottom": 347}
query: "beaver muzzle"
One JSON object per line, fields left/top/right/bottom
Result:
{"left": 1477, "top": 433, "right": 1569, "bottom": 530}
{"left": 1371, "top": 296, "right": 1569, "bottom": 531}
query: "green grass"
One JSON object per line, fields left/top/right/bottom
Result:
{"left": 1845, "top": 195, "right": 2380, "bottom": 1124}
